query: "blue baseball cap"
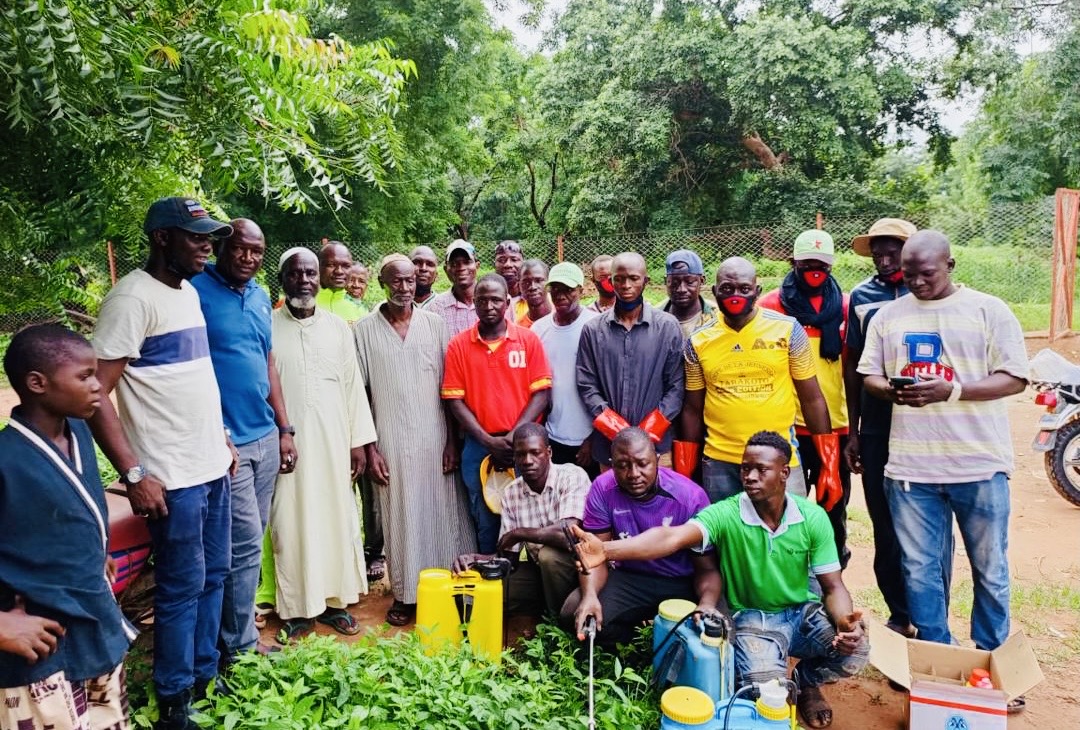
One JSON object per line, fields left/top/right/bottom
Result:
{"left": 445, "top": 239, "right": 476, "bottom": 263}
{"left": 665, "top": 249, "right": 704, "bottom": 275}
{"left": 143, "top": 197, "right": 232, "bottom": 237}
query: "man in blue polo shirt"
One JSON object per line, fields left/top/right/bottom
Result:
{"left": 192, "top": 218, "right": 297, "bottom": 663}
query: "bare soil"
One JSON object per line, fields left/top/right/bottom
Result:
{"left": 3, "top": 335, "right": 1077, "bottom": 728}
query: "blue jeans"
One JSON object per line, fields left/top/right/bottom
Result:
{"left": 733, "top": 603, "right": 868, "bottom": 689}
{"left": 219, "top": 430, "right": 279, "bottom": 657}
{"left": 885, "top": 474, "right": 1010, "bottom": 650}
{"left": 701, "top": 456, "right": 808, "bottom": 503}
{"left": 147, "top": 476, "right": 231, "bottom": 696}
{"left": 461, "top": 434, "right": 502, "bottom": 554}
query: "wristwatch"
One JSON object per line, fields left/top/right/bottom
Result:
{"left": 279, "top": 425, "right": 296, "bottom": 435}
{"left": 121, "top": 464, "right": 147, "bottom": 486}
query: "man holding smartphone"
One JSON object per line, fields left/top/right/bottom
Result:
{"left": 857, "top": 231, "right": 1028, "bottom": 711}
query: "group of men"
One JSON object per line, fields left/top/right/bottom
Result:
{"left": 0, "top": 195, "right": 1029, "bottom": 730}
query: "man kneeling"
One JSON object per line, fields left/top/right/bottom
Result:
{"left": 454, "top": 423, "right": 590, "bottom": 616}
{"left": 572, "top": 431, "right": 867, "bottom": 729}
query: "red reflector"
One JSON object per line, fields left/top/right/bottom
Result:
{"left": 1037, "top": 432, "right": 1051, "bottom": 444}
{"left": 1035, "top": 392, "right": 1058, "bottom": 408}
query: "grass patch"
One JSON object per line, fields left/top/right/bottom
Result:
{"left": 845, "top": 506, "right": 875, "bottom": 550}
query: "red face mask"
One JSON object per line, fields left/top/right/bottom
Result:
{"left": 719, "top": 295, "right": 754, "bottom": 318}
{"left": 597, "top": 276, "right": 615, "bottom": 297}
{"left": 885, "top": 270, "right": 904, "bottom": 284}
{"left": 801, "top": 270, "right": 828, "bottom": 289}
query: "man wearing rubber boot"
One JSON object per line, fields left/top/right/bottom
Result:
{"left": 675, "top": 257, "right": 842, "bottom": 515}
{"left": 577, "top": 252, "right": 685, "bottom": 469}
{"left": 453, "top": 424, "right": 590, "bottom": 616}
{"left": 572, "top": 431, "right": 868, "bottom": 729}
{"left": 560, "top": 428, "right": 722, "bottom": 647}
{"left": 759, "top": 231, "right": 852, "bottom": 568}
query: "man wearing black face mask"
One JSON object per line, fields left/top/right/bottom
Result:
{"left": 759, "top": 231, "right": 850, "bottom": 568}
{"left": 677, "top": 257, "right": 838, "bottom": 511}
{"left": 577, "top": 252, "right": 685, "bottom": 468}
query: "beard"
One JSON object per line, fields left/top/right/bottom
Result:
{"left": 286, "top": 294, "right": 316, "bottom": 310}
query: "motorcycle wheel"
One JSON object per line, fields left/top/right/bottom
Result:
{"left": 1045, "top": 418, "right": 1080, "bottom": 507}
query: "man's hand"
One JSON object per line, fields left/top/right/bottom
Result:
{"left": 106, "top": 557, "right": 118, "bottom": 585}
{"left": 896, "top": 374, "right": 953, "bottom": 408}
{"left": 367, "top": 445, "right": 390, "bottom": 486}
{"left": 128, "top": 475, "right": 168, "bottom": 519}
{"left": 574, "top": 439, "right": 593, "bottom": 469}
{"left": 833, "top": 610, "right": 864, "bottom": 656}
{"left": 452, "top": 553, "right": 490, "bottom": 575}
{"left": 495, "top": 530, "right": 521, "bottom": 555}
{"left": 575, "top": 593, "right": 603, "bottom": 640}
{"left": 442, "top": 440, "right": 459, "bottom": 474}
{"left": 843, "top": 433, "right": 862, "bottom": 474}
{"left": 0, "top": 597, "right": 65, "bottom": 664}
{"left": 487, "top": 434, "right": 514, "bottom": 470}
{"left": 350, "top": 446, "right": 367, "bottom": 480}
{"left": 226, "top": 435, "right": 240, "bottom": 477}
{"left": 279, "top": 433, "right": 297, "bottom": 474}
{"left": 569, "top": 525, "right": 606, "bottom": 572}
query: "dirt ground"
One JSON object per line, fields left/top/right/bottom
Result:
{"left": 2, "top": 335, "right": 1078, "bottom": 728}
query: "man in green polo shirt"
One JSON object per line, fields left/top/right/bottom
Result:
{"left": 572, "top": 430, "right": 867, "bottom": 730}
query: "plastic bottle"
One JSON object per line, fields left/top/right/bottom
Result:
{"left": 965, "top": 668, "right": 995, "bottom": 689}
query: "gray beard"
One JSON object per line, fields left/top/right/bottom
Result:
{"left": 287, "top": 295, "right": 315, "bottom": 310}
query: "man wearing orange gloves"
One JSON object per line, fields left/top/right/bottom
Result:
{"left": 676, "top": 257, "right": 843, "bottom": 519}
{"left": 576, "top": 252, "right": 685, "bottom": 469}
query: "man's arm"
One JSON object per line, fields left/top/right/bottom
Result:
{"left": 657, "top": 323, "right": 686, "bottom": 421}
{"left": 570, "top": 523, "right": 703, "bottom": 567}
{"left": 446, "top": 400, "right": 496, "bottom": 448}
{"left": 816, "top": 570, "right": 864, "bottom": 655}
{"left": 690, "top": 553, "right": 724, "bottom": 615}
{"left": 267, "top": 352, "right": 297, "bottom": 474}
{"left": 679, "top": 388, "right": 705, "bottom": 444}
{"left": 793, "top": 376, "right": 832, "bottom": 434}
{"left": 575, "top": 326, "right": 608, "bottom": 417}
{"left": 899, "top": 372, "right": 1026, "bottom": 407}
{"left": 842, "top": 346, "right": 863, "bottom": 473}
{"left": 441, "top": 403, "right": 460, "bottom": 474}
{"left": 573, "top": 529, "right": 612, "bottom": 638}
{"left": 87, "top": 358, "right": 168, "bottom": 518}
{"left": 497, "top": 517, "right": 582, "bottom": 554}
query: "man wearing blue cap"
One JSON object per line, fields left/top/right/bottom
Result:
{"left": 89, "top": 196, "right": 237, "bottom": 729}
{"left": 428, "top": 239, "right": 480, "bottom": 337}
{"left": 660, "top": 249, "right": 716, "bottom": 338}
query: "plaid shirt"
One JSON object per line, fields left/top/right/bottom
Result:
{"left": 427, "top": 291, "right": 478, "bottom": 337}
{"left": 498, "top": 462, "right": 591, "bottom": 553}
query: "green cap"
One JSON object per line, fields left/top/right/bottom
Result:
{"left": 793, "top": 230, "right": 834, "bottom": 263}
{"left": 547, "top": 261, "right": 585, "bottom": 288}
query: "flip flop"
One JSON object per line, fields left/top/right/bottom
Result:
{"left": 254, "top": 602, "right": 274, "bottom": 631}
{"left": 1007, "top": 696, "right": 1026, "bottom": 714}
{"left": 280, "top": 618, "right": 315, "bottom": 643}
{"left": 797, "top": 685, "right": 833, "bottom": 729}
{"left": 385, "top": 601, "right": 416, "bottom": 627}
{"left": 317, "top": 608, "right": 362, "bottom": 635}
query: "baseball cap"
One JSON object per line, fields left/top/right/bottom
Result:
{"left": 793, "top": 230, "right": 835, "bottom": 264}
{"left": 143, "top": 197, "right": 232, "bottom": 237}
{"left": 445, "top": 239, "right": 476, "bottom": 264}
{"left": 851, "top": 218, "right": 917, "bottom": 257}
{"left": 665, "top": 249, "right": 705, "bottom": 275}
{"left": 547, "top": 261, "right": 585, "bottom": 288}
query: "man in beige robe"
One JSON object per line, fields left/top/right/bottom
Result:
{"left": 269, "top": 247, "right": 377, "bottom": 641}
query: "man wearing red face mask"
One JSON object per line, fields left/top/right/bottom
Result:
{"left": 677, "top": 257, "right": 840, "bottom": 513}
{"left": 586, "top": 255, "right": 615, "bottom": 313}
{"left": 758, "top": 231, "right": 851, "bottom": 568}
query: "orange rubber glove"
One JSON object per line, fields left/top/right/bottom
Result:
{"left": 638, "top": 409, "right": 672, "bottom": 444}
{"left": 812, "top": 433, "right": 843, "bottom": 512}
{"left": 673, "top": 440, "right": 700, "bottom": 478}
{"left": 593, "top": 408, "right": 631, "bottom": 442}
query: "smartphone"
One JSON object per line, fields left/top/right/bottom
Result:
{"left": 890, "top": 376, "right": 917, "bottom": 389}
{"left": 561, "top": 520, "right": 590, "bottom": 575}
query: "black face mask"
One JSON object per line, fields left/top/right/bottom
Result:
{"left": 718, "top": 294, "right": 756, "bottom": 318}
{"left": 415, "top": 281, "right": 432, "bottom": 297}
{"left": 614, "top": 293, "right": 644, "bottom": 312}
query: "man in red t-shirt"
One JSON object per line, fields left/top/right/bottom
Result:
{"left": 442, "top": 273, "right": 552, "bottom": 553}
{"left": 759, "top": 229, "right": 850, "bottom": 566}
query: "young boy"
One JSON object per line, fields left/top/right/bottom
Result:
{"left": 0, "top": 324, "right": 135, "bottom": 730}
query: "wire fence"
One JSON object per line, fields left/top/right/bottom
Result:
{"left": 0, "top": 198, "right": 1066, "bottom": 335}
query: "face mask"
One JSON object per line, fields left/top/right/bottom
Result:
{"left": 719, "top": 294, "right": 755, "bottom": 318}
{"left": 614, "top": 293, "right": 644, "bottom": 312}
{"left": 596, "top": 276, "right": 615, "bottom": 297}
{"left": 883, "top": 270, "right": 904, "bottom": 284}
{"left": 800, "top": 270, "right": 828, "bottom": 289}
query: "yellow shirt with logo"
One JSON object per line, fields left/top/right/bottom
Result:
{"left": 684, "top": 309, "right": 816, "bottom": 465}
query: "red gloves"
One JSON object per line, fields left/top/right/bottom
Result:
{"left": 812, "top": 433, "right": 843, "bottom": 511}
{"left": 673, "top": 441, "right": 700, "bottom": 478}
{"left": 638, "top": 409, "right": 671, "bottom": 444}
{"left": 593, "top": 408, "right": 631, "bottom": 442}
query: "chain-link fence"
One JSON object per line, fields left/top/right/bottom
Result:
{"left": 0, "top": 198, "right": 1066, "bottom": 335}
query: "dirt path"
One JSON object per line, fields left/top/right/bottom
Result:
{"left": 4, "top": 335, "right": 1078, "bottom": 728}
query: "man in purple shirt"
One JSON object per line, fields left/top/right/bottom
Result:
{"left": 560, "top": 428, "right": 722, "bottom": 646}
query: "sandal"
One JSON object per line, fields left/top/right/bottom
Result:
{"left": 385, "top": 601, "right": 416, "bottom": 627}
{"left": 280, "top": 618, "right": 315, "bottom": 643}
{"left": 317, "top": 608, "right": 362, "bottom": 636}
{"left": 1007, "top": 696, "right": 1026, "bottom": 714}
{"left": 797, "top": 685, "right": 833, "bottom": 729}
{"left": 367, "top": 557, "right": 386, "bottom": 582}
{"left": 254, "top": 602, "right": 274, "bottom": 631}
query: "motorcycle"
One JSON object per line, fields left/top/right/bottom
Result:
{"left": 106, "top": 485, "right": 155, "bottom": 627}
{"left": 1029, "top": 349, "right": 1080, "bottom": 507}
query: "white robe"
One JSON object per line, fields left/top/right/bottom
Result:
{"left": 270, "top": 306, "right": 377, "bottom": 619}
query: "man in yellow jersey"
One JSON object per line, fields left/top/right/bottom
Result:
{"left": 675, "top": 257, "right": 842, "bottom": 513}
{"left": 759, "top": 231, "right": 851, "bottom": 567}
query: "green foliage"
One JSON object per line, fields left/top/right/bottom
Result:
{"left": 139, "top": 626, "right": 658, "bottom": 730}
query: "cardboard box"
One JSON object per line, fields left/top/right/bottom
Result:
{"left": 868, "top": 620, "right": 1044, "bottom": 730}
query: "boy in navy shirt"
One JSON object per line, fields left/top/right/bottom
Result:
{"left": 0, "top": 324, "right": 134, "bottom": 729}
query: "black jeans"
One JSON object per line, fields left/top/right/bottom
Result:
{"left": 797, "top": 434, "right": 851, "bottom": 569}
{"left": 858, "top": 433, "right": 910, "bottom": 627}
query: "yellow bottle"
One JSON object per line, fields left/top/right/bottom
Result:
{"left": 415, "top": 568, "right": 504, "bottom": 662}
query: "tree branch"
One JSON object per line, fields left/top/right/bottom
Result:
{"left": 741, "top": 132, "right": 781, "bottom": 170}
